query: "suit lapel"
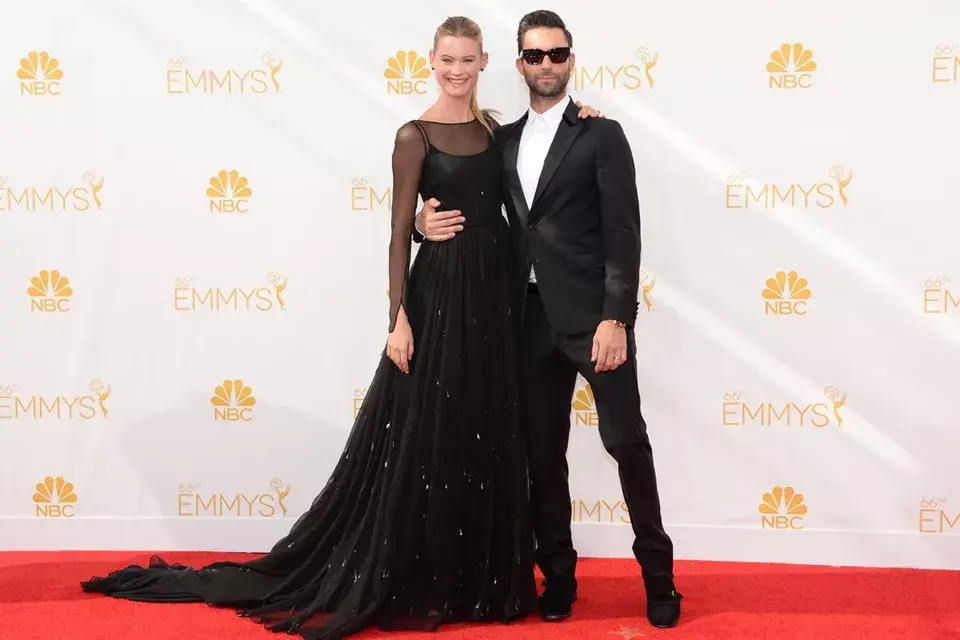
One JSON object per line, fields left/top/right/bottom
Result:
{"left": 530, "top": 98, "right": 582, "bottom": 218}
{"left": 502, "top": 115, "right": 530, "bottom": 225}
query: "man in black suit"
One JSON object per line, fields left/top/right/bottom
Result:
{"left": 413, "top": 9, "right": 682, "bottom": 630}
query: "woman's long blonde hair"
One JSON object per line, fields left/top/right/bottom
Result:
{"left": 433, "top": 16, "right": 500, "bottom": 134}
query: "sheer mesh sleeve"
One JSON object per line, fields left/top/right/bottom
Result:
{"left": 387, "top": 122, "right": 427, "bottom": 333}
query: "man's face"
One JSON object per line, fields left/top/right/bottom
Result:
{"left": 516, "top": 27, "right": 574, "bottom": 98}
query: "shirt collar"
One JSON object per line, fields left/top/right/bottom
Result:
{"left": 525, "top": 97, "right": 568, "bottom": 129}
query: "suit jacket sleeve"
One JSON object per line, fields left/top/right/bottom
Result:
{"left": 595, "top": 120, "right": 642, "bottom": 327}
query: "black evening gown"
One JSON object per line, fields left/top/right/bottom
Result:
{"left": 81, "top": 116, "right": 538, "bottom": 639}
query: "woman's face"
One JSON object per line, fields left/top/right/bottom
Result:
{"left": 430, "top": 35, "right": 487, "bottom": 99}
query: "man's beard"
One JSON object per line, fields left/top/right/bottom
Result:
{"left": 525, "top": 69, "right": 570, "bottom": 98}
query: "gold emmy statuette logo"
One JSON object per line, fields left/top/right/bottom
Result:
{"left": 722, "top": 387, "right": 845, "bottom": 429}
{"left": 762, "top": 271, "right": 810, "bottom": 315}
{"left": 919, "top": 497, "right": 958, "bottom": 534}
{"left": 0, "top": 172, "right": 103, "bottom": 213}
{"left": 571, "top": 381, "right": 598, "bottom": 426}
{"left": 384, "top": 50, "right": 430, "bottom": 95}
{"left": 639, "top": 270, "right": 656, "bottom": 311}
{"left": 33, "top": 476, "right": 77, "bottom": 518}
{"left": 207, "top": 170, "right": 252, "bottom": 213}
{"left": 166, "top": 53, "right": 283, "bottom": 95}
{"left": 923, "top": 277, "right": 958, "bottom": 314}
{"left": 177, "top": 478, "right": 291, "bottom": 517}
{"left": 759, "top": 485, "right": 807, "bottom": 529}
{"left": 211, "top": 379, "right": 256, "bottom": 421}
{"left": 725, "top": 166, "right": 851, "bottom": 210}
{"left": 350, "top": 175, "right": 392, "bottom": 211}
{"left": 18, "top": 51, "right": 62, "bottom": 95}
{"left": 767, "top": 43, "right": 816, "bottom": 89}
{"left": 353, "top": 388, "right": 367, "bottom": 419}
{"left": 0, "top": 379, "right": 109, "bottom": 420}
{"left": 28, "top": 270, "right": 73, "bottom": 312}
{"left": 932, "top": 45, "right": 960, "bottom": 83}
{"left": 573, "top": 46, "right": 658, "bottom": 91}
{"left": 174, "top": 272, "right": 287, "bottom": 312}
{"left": 570, "top": 498, "right": 631, "bottom": 523}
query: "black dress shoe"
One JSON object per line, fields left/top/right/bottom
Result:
{"left": 645, "top": 574, "right": 682, "bottom": 628}
{"left": 538, "top": 577, "right": 577, "bottom": 621}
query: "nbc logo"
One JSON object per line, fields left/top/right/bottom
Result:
{"left": 33, "top": 476, "right": 77, "bottom": 518}
{"left": 177, "top": 479, "right": 291, "bottom": 517}
{"left": 384, "top": 50, "right": 429, "bottom": 95}
{"left": 28, "top": 270, "right": 73, "bottom": 312}
{"left": 166, "top": 54, "right": 283, "bottom": 94}
{"left": 767, "top": 43, "right": 816, "bottom": 89}
{"left": 759, "top": 485, "right": 806, "bottom": 529}
{"left": 923, "top": 277, "right": 958, "bottom": 314}
{"left": 207, "top": 170, "right": 252, "bottom": 213}
{"left": 18, "top": 51, "right": 62, "bottom": 95}
{"left": 571, "top": 379, "right": 598, "bottom": 426}
{"left": 932, "top": 45, "right": 959, "bottom": 83}
{"left": 211, "top": 379, "right": 255, "bottom": 421}
{"left": 763, "top": 271, "right": 810, "bottom": 315}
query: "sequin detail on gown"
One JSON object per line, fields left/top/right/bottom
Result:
{"left": 80, "top": 117, "right": 538, "bottom": 639}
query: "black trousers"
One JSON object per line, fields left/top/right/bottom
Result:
{"left": 520, "top": 284, "right": 674, "bottom": 580}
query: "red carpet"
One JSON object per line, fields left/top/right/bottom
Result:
{"left": 2, "top": 552, "right": 959, "bottom": 640}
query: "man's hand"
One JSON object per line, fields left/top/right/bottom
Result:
{"left": 416, "top": 198, "right": 464, "bottom": 242}
{"left": 591, "top": 320, "right": 628, "bottom": 373}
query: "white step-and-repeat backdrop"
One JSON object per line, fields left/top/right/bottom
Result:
{"left": 2, "top": 0, "right": 959, "bottom": 570}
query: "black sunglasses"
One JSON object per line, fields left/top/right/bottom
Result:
{"left": 520, "top": 47, "right": 571, "bottom": 65}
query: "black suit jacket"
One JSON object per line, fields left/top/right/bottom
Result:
{"left": 500, "top": 98, "right": 642, "bottom": 335}
{"left": 412, "top": 98, "right": 643, "bottom": 335}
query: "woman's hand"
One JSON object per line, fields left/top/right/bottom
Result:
{"left": 387, "top": 307, "right": 415, "bottom": 374}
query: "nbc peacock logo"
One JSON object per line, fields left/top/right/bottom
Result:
{"left": 207, "top": 170, "right": 252, "bottom": 213}
{"left": 384, "top": 50, "right": 430, "bottom": 95}
{"left": 571, "top": 378, "right": 598, "bottom": 426}
{"left": 762, "top": 271, "right": 811, "bottom": 315}
{"left": 211, "top": 379, "right": 256, "bottom": 421}
{"left": 177, "top": 478, "right": 291, "bottom": 517}
{"left": 767, "top": 43, "right": 817, "bottom": 89}
{"left": 33, "top": 476, "right": 77, "bottom": 518}
{"left": 759, "top": 485, "right": 807, "bottom": 529}
{"left": 28, "top": 270, "right": 73, "bottom": 312}
{"left": 17, "top": 51, "right": 62, "bottom": 95}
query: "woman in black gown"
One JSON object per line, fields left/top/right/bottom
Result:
{"left": 81, "top": 16, "right": 601, "bottom": 640}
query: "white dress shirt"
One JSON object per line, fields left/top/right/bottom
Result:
{"left": 516, "top": 98, "right": 567, "bottom": 283}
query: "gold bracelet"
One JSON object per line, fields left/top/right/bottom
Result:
{"left": 604, "top": 319, "right": 627, "bottom": 329}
